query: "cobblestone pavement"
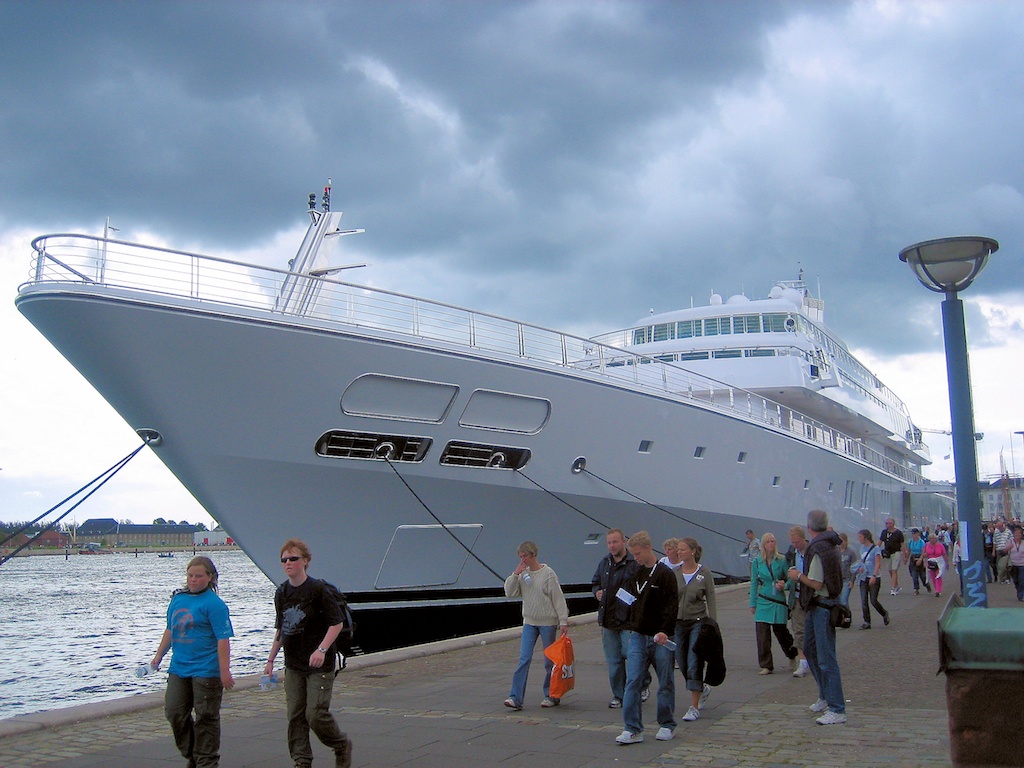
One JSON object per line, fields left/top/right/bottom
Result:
{"left": 1, "top": 580, "right": 1020, "bottom": 768}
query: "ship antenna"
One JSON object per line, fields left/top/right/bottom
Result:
{"left": 308, "top": 193, "right": 317, "bottom": 211}
{"left": 322, "top": 177, "right": 332, "bottom": 212}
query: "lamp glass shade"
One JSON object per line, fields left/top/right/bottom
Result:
{"left": 899, "top": 236, "right": 998, "bottom": 293}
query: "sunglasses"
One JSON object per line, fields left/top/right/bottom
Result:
{"left": 280, "top": 556, "right": 302, "bottom": 563}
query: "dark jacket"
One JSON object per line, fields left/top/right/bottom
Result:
{"left": 626, "top": 561, "right": 678, "bottom": 637}
{"left": 591, "top": 551, "right": 640, "bottom": 629}
{"left": 693, "top": 615, "right": 726, "bottom": 687}
{"left": 798, "top": 530, "right": 843, "bottom": 609}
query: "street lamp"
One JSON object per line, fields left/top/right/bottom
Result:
{"left": 900, "top": 236, "right": 998, "bottom": 608}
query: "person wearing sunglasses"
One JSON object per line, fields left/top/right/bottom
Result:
{"left": 264, "top": 539, "right": 352, "bottom": 768}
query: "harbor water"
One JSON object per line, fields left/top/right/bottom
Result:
{"left": 0, "top": 549, "right": 276, "bottom": 721}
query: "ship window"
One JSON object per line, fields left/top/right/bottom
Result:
{"left": 828, "top": 482, "right": 834, "bottom": 492}
{"left": 804, "top": 479, "right": 811, "bottom": 490}
{"left": 654, "top": 354, "right": 675, "bottom": 363}
{"left": 584, "top": 533, "right": 602, "bottom": 545}
{"left": 764, "top": 313, "right": 789, "bottom": 333}
{"left": 737, "top": 451, "right": 747, "bottom": 463}
{"left": 704, "top": 317, "right": 730, "bottom": 336}
{"left": 676, "top": 320, "right": 703, "bottom": 338}
{"left": 745, "top": 349, "right": 775, "bottom": 357}
{"left": 638, "top": 440, "right": 653, "bottom": 453}
{"left": 772, "top": 476, "right": 781, "bottom": 487}
{"left": 678, "top": 351, "right": 709, "bottom": 361}
{"left": 712, "top": 349, "right": 742, "bottom": 359}
{"left": 694, "top": 446, "right": 706, "bottom": 459}
{"left": 632, "top": 327, "right": 649, "bottom": 345}
{"left": 652, "top": 323, "right": 674, "bottom": 342}
{"left": 733, "top": 314, "right": 761, "bottom": 334}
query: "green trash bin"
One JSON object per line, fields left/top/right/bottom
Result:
{"left": 938, "top": 595, "right": 1024, "bottom": 767}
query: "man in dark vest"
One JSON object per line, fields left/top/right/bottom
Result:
{"left": 788, "top": 509, "right": 846, "bottom": 725}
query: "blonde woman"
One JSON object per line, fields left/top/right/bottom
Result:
{"left": 749, "top": 533, "right": 798, "bottom": 675}
{"left": 675, "top": 538, "right": 717, "bottom": 722}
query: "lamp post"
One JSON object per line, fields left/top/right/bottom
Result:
{"left": 899, "top": 236, "right": 998, "bottom": 608}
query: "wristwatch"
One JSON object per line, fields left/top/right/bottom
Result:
{"left": 317, "top": 647, "right": 328, "bottom": 654}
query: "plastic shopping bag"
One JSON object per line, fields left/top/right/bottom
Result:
{"left": 543, "top": 634, "right": 575, "bottom": 699}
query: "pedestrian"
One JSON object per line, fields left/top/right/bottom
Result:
{"left": 993, "top": 520, "right": 1013, "bottom": 583}
{"left": 264, "top": 539, "right": 352, "bottom": 768}
{"left": 905, "top": 527, "right": 929, "bottom": 594}
{"left": 924, "top": 533, "right": 949, "bottom": 597}
{"left": 786, "top": 526, "right": 811, "bottom": 678}
{"left": 741, "top": 529, "right": 760, "bottom": 561}
{"left": 591, "top": 528, "right": 641, "bottom": 709}
{"left": 837, "top": 533, "right": 857, "bottom": 607}
{"left": 1007, "top": 526, "right": 1024, "bottom": 602}
{"left": 616, "top": 531, "right": 678, "bottom": 745}
{"left": 788, "top": 510, "right": 847, "bottom": 725}
{"left": 855, "top": 530, "right": 890, "bottom": 629}
{"left": 749, "top": 532, "right": 798, "bottom": 675}
{"left": 150, "top": 556, "right": 235, "bottom": 768}
{"left": 674, "top": 537, "right": 717, "bottom": 722}
{"left": 982, "top": 523, "right": 995, "bottom": 582}
{"left": 503, "top": 541, "right": 569, "bottom": 710}
{"left": 659, "top": 538, "right": 684, "bottom": 571}
{"left": 878, "top": 518, "right": 905, "bottom": 595}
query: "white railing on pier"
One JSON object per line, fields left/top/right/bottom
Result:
{"left": 23, "top": 234, "right": 923, "bottom": 484}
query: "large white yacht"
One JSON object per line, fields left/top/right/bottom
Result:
{"left": 15, "top": 189, "right": 941, "bottom": 642}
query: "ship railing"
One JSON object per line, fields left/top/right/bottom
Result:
{"left": 24, "top": 234, "right": 923, "bottom": 485}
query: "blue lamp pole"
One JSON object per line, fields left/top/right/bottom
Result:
{"left": 900, "top": 236, "right": 998, "bottom": 608}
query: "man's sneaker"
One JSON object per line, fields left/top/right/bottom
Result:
{"left": 681, "top": 706, "right": 700, "bottom": 722}
{"left": 641, "top": 686, "right": 650, "bottom": 702}
{"left": 656, "top": 726, "right": 674, "bottom": 741}
{"left": 541, "top": 697, "right": 559, "bottom": 708}
{"left": 792, "top": 660, "right": 809, "bottom": 678}
{"left": 816, "top": 710, "right": 848, "bottom": 725}
{"left": 809, "top": 698, "right": 828, "bottom": 713}
{"left": 789, "top": 656, "right": 800, "bottom": 672}
{"left": 616, "top": 730, "right": 643, "bottom": 745}
{"left": 608, "top": 697, "right": 623, "bottom": 709}
{"left": 699, "top": 683, "right": 712, "bottom": 709}
{"left": 890, "top": 588, "right": 897, "bottom": 596}
{"left": 895, "top": 587, "right": 902, "bottom": 595}
{"left": 503, "top": 698, "right": 522, "bottom": 711}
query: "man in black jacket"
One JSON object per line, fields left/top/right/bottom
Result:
{"left": 788, "top": 510, "right": 846, "bottom": 726}
{"left": 591, "top": 528, "right": 641, "bottom": 709}
{"left": 616, "top": 531, "right": 679, "bottom": 745}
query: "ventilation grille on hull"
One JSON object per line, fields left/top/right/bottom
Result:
{"left": 439, "top": 441, "right": 531, "bottom": 470}
{"left": 316, "top": 431, "right": 432, "bottom": 462}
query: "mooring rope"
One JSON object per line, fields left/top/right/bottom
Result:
{"left": 0, "top": 442, "right": 149, "bottom": 566}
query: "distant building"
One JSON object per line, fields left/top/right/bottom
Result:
{"left": 194, "top": 527, "right": 233, "bottom": 546}
{"left": 76, "top": 518, "right": 198, "bottom": 547}
{"left": 981, "top": 476, "right": 1024, "bottom": 521}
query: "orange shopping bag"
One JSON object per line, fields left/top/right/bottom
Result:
{"left": 543, "top": 634, "right": 575, "bottom": 699}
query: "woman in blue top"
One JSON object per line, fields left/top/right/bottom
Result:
{"left": 905, "top": 528, "right": 930, "bottom": 594}
{"left": 855, "top": 531, "right": 890, "bottom": 630}
{"left": 150, "top": 556, "right": 235, "bottom": 768}
{"left": 748, "top": 533, "right": 798, "bottom": 675}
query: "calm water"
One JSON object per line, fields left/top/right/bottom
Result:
{"left": 0, "top": 550, "right": 277, "bottom": 721}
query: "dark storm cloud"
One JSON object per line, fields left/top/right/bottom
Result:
{"left": 1, "top": 0, "right": 1021, "bottom": 352}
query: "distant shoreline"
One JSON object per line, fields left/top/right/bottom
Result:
{"left": 2, "top": 544, "right": 243, "bottom": 557}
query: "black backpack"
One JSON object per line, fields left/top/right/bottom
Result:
{"left": 276, "top": 578, "right": 357, "bottom": 671}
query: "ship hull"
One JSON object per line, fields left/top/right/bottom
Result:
{"left": 17, "top": 286, "right": 908, "bottom": 612}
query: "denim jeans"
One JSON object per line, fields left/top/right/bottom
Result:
{"left": 284, "top": 669, "right": 351, "bottom": 767}
{"left": 674, "top": 620, "right": 705, "bottom": 693}
{"left": 623, "top": 633, "right": 675, "bottom": 735}
{"left": 601, "top": 627, "right": 632, "bottom": 701}
{"left": 839, "top": 581, "right": 851, "bottom": 607}
{"left": 508, "top": 624, "right": 556, "bottom": 706}
{"left": 859, "top": 579, "right": 888, "bottom": 625}
{"left": 164, "top": 673, "right": 223, "bottom": 768}
{"left": 804, "top": 605, "right": 845, "bottom": 714}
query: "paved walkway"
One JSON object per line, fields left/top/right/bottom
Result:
{"left": 2, "top": 580, "right": 1020, "bottom": 768}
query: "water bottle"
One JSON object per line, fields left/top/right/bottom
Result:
{"left": 259, "top": 672, "right": 279, "bottom": 691}
{"left": 522, "top": 571, "right": 532, "bottom": 583}
{"left": 134, "top": 662, "right": 158, "bottom": 678}
{"left": 662, "top": 639, "right": 678, "bottom": 651}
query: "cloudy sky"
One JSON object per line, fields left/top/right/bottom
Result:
{"left": 2, "top": 0, "right": 1022, "bottom": 528}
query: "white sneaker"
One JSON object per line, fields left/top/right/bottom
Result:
{"left": 809, "top": 698, "right": 828, "bottom": 713}
{"left": 792, "top": 660, "right": 809, "bottom": 678}
{"left": 656, "top": 726, "right": 674, "bottom": 741}
{"left": 895, "top": 587, "right": 902, "bottom": 595}
{"left": 890, "top": 588, "right": 897, "bottom": 596}
{"left": 616, "top": 730, "right": 643, "bottom": 745}
{"left": 816, "top": 710, "right": 848, "bottom": 725}
{"left": 681, "top": 706, "right": 700, "bottom": 721}
{"left": 699, "top": 683, "right": 712, "bottom": 709}
{"left": 641, "top": 686, "right": 650, "bottom": 702}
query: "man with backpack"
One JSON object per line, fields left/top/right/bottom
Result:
{"left": 788, "top": 510, "right": 846, "bottom": 726}
{"left": 264, "top": 538, "right": 353, "bottom": 768}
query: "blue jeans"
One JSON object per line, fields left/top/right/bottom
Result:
{"left": 804, "top": 605, "right": 845, "bottom": 714}
{"left": 601, "top": 627, "right": 631, "bottom": 701}
{"left": 674, "top": 620, "right": 704, "bottom": 693}
{"left": 839, "top": 581, "right": 851, "bottom": 607}
{"left": 623, "top": 633, "right": 675, "bottom": 735}
{"left": 508, "top": 624, "right": 556, "bottom": 706}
